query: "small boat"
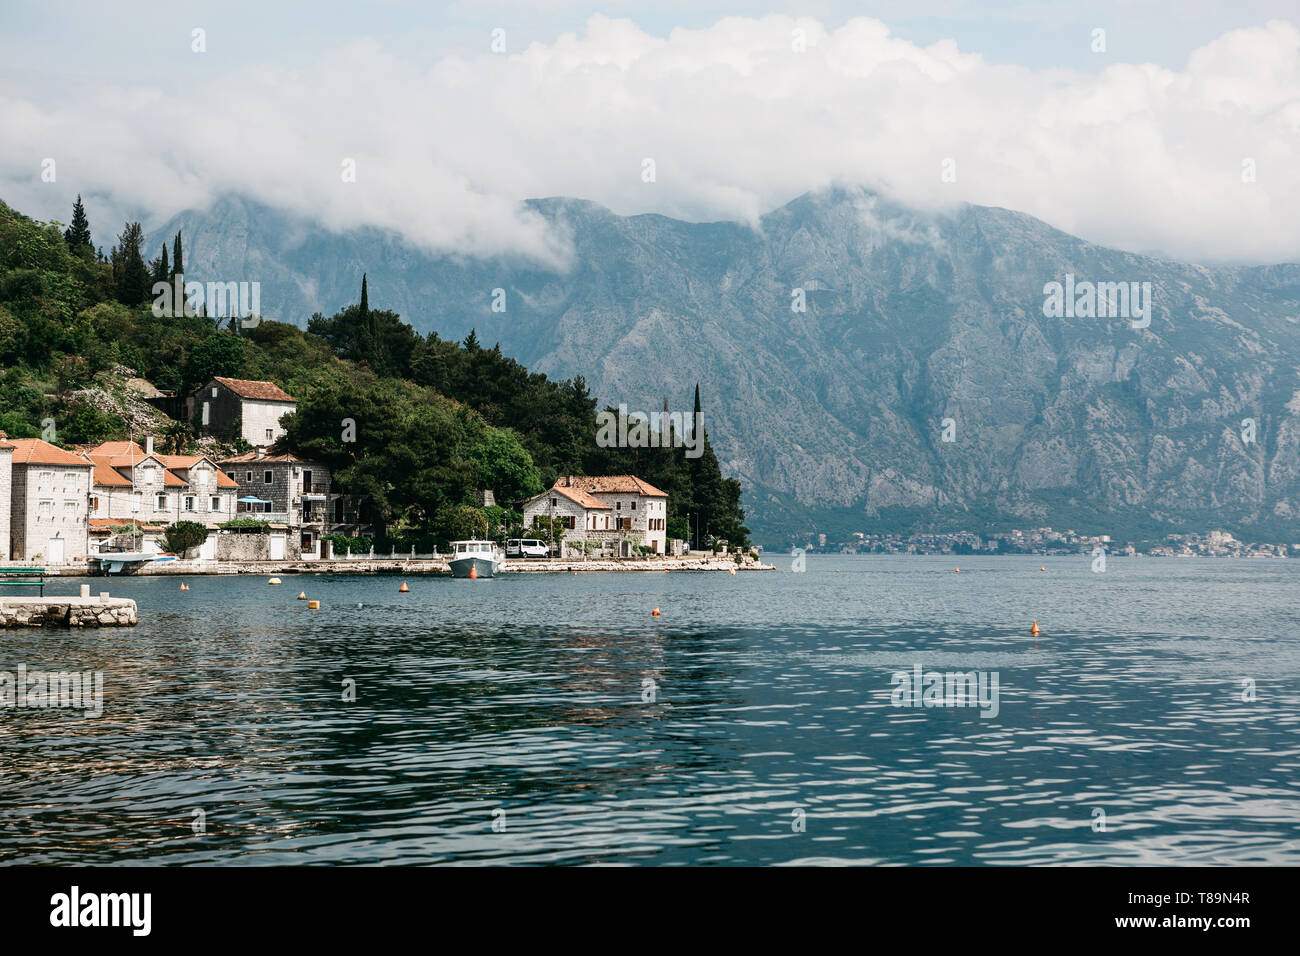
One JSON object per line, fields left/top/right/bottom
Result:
{"left": 90, "top": 550, "right": 176, "bottom": 575}
{"left": 448, "top": 540, "right": 506, "bottom": 578}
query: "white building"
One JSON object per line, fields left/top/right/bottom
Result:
{"left": 83, "top": 439, "right": 241, "bottom": 530}
{"left": 6, "top": 438, "right": 92, "bottom": 565}
{"left": 522, "top": 475, "right": 668, "bottom": 557}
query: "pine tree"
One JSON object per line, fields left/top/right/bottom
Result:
{"left": 64, "top": 195, "right": 93, "bottom": 254}
{"left": 360, "top": 273, "right": 369, "bottom": 315}
{"left": 171, "top": 231, "right": 184, "bottom": 278}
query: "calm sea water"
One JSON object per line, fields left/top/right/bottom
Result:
{"left": 2, "top": 554, "right": 1298, "bottom": 865}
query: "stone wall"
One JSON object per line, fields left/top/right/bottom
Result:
{"left": 0, "top": 597, "right": 137, "bottom": 628}
{"left": 0, "top": 445, "right": 11, "bottom": 560}
{"left": 215, "top": 531, "right": 273, "bottom": 561}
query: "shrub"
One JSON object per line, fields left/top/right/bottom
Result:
{"left": 219, "top": 517, "right": 270, "bottom": 531}
{"left": 162, "top": 520, "right": 209, "bottom": 554}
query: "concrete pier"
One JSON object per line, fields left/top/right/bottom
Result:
{"left": 0, "top": 589, "right": 137, "bottom": 628}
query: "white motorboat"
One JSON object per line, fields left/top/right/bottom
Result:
{"left": 448, "top": 540, "right": 506, "bottom": 578}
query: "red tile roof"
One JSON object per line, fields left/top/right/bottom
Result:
{"left": 162, "top": 454, "right": 241, "bottom": 488}
{"left": 89, "top": 518, "right": 166, "bottom": 532}
{"left": 552, "top": 485, "right": 611, "bottom": 510}
{"left": 7, "top": 438, "right": 93, "bottom": 467}
{"left": 88, "top": 441, "right": 146, "bottom": 459}
{"left": 561, "top": 475, "right": 668, "bottom": 497}
{"left": 211, "top": 377, "right": 295, "bottom": 402}
{"left": 218, "top": 450, "right": 305, "bottom": 464}
{"left": 84, "top": 456, "right": 134, "bottom": 487}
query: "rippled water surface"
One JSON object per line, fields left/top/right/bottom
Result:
{"left": 2, "top": 554, "right": 1298, "bottom": 865}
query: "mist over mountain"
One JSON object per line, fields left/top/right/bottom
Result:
{"left": 150, "top": 187, "right": 1300, "bottom": 545}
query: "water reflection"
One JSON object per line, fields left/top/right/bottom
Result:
{"left": 1, "top": 556, "right": 1297, "bottom": 864}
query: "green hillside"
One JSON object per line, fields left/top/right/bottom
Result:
{"left": 0, "top": 198, "right": 748, "bottom": 547}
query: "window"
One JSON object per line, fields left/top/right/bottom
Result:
{"left": 90, "top": 496, "right": 100, "bottom": 512}
{"left": 226, "top": 472, "right": 236, "bottom": 481}
{"left": 156, "top": 494, "right": 168, "bottom": 510}
{"left": 303, "top": 470, "right": 313, "bottom": 493}
{"left": 142, "top": 467, "right": 157, "bottom": 485}
{"left": 265, "top": 429, "right": 273, "bottom": 440}
{"left": 631, "top": 500, "right": 636, "bottom": 510}
{"left": 211, "top": 386, "right": 219, "bottom": 397}
{"left": 551, "top": 498, "right": 557, "bottom": 507}
{"left": 131, "top": 493, "right": 142, "bottom": 513}
{"left": 264, "top": 471, "right": 273, "bottom": 484}
{"left": 184, "top": 496, "right": 195, "bottom": 512}
{"left": 246, "top": 471, "right": 253, "bottom": 482}
{"left": 64, "top": 472, "right": 77, "bottom": 484}
{"left": 210, "top": 496, "right": 221, "bottom": 511}
{"left": 64, "top": 500, "right": 76, "bottom": 517}
{"left": 39, "top": 500, "right": 52, "bottom": 518}
{"left": 563, "top": 515, "right": 576, "bottom": 529}
{"left": 40, "top": 471, "right": 52, "bottom": 485}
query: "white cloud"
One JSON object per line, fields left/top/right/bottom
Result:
{"left": 2, "top": 14, "right": 1297, "bottom": 264}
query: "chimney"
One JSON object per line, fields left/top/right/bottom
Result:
{"left": 145, "top": 436, "right": 154, "bottom": 456}
{"left": 255, "top": 446, "right": 265, "bottom": 460}
{"left": 566, "top": 475, "right": 572, "bottom": 487}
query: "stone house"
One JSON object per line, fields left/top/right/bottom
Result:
{"left": 82, "top": 438, "right": 241, "bottom": 531}
{"left": 6, "top": 438, "right": 93, "bottom": 566}
{"left": 190, "top": 377, "right": 297, "bottom": 447}
{"left": 218, "top": 449, "right": 334, "bottom": 555}
{"left": 522, "top": 475, "right": 669, "bottom": 557}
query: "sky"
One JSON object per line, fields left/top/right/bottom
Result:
{"left": 1, "top": 1, "right": 1298, "bottom": 265}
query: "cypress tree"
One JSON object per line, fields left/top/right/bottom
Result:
{"left": 63, "top": 195, "right": 93, "bottom": 254}
{"left": 172, "top": 231, "right": 184, "bottom": 278}
{"left": 114, "top": 221, "right": 151, "bottom": 305}
{"left": 150, "top": 244, "right": 169, "bottom": 286}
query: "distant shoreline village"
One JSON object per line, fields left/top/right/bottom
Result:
{"left": 805, "top": 528, "right": 1293, "bottom": 559}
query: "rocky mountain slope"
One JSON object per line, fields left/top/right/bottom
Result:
{"left": 151, "top": 188, "right": 1300, "bottom": 543}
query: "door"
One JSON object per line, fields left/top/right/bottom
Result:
{"left": 268, "top": 533, "right": 286, "bottom": 560}
{"left": 47, "top": 538, "right": 65, "bottom": 565}
{"left": 199, "top": 536, "right": 216, "bottom": 560}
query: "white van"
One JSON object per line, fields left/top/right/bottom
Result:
{"left": 506, "top": 538, "right": 550, "bottom": 558}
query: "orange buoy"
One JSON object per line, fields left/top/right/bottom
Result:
{"left": 1031, "top": 620, "right": 1040, "bottom": 635}
{"left": 954, "top": 567, "right": 960, "bottom": 573}
{"left": 469, "top": 564, "right": 478, "bottom": 579}
{"left": 1040, "top": 567, "right": 1046, "bottom": 572}
{"left": 297, "top": 591, "right": 306, "bottom": 600}
{"left": 652, "top": 607, "right": 661, "bottom": 616}
{"left": 399, "top": 581, "right": 410, "bottom": 593}
{"left": 178, "top": 582, "right": 188, "bottom": 590}
{"left": 729, "top": 566, "right": 736, "bottom": 575}
{"left": 307, "top": 600, "right": 320, "bottom": 610}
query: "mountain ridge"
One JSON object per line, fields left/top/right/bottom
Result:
{"left": 147, "top": 187, "right": 1300, "bottom": 545}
